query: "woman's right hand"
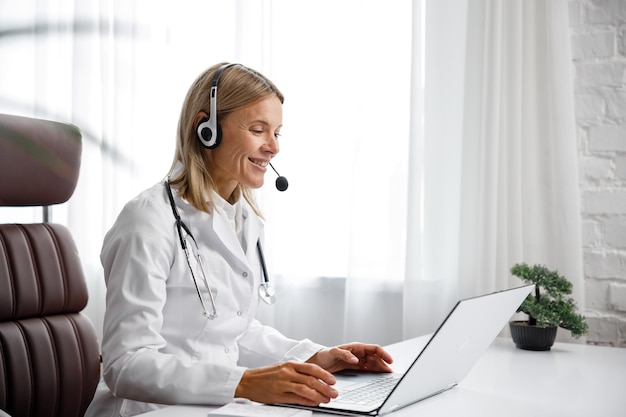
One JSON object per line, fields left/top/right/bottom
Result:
{"left": 234, "top": 362, "right": 339, "bottom": 406}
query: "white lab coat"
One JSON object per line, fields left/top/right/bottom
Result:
{"left": 85, "top": 181, "right": 323, "bottom": 417}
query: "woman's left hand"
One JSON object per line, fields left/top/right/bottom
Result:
{"left": 307, "top": 343, "right": 394, "bottom": 374}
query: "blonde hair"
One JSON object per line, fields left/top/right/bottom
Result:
{"left": 167, "top": 63, "right": 284, "bottom": 216}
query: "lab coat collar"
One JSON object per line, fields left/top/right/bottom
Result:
{"left": 166, "top": 166, "right": 265, "bottom": 267}
{"left": 211, "top": 192, "right": 264, "bottom": 263}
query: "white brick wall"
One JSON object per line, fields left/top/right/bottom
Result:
{"left": 570, "top": 0, "right": 626, "bottom": 347}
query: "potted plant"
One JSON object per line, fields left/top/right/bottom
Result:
{"left": 509, "top": 262, "right": 588, "bottom": 351}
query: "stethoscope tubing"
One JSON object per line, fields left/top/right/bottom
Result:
{"left": 164, "top": 178, "right": 275, "bottom": 318}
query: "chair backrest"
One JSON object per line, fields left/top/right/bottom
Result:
{"left": 0, "top": 113, "right": 100, "bottom": 417}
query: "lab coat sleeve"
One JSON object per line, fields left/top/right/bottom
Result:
{"left": 100, "top": 193, "right": 244, "bottom": 405}
{"left": 237, "top": 319, "right": 325, "bottom": 367}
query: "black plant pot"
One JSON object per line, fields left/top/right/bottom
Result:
{"left": 509, "top": 321, "right": 558, "bottom": 351}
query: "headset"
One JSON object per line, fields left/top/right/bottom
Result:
{"left": 196, "top": 63, "right": 238, "bottom": 149}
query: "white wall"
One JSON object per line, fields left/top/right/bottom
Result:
{"left": 569, "top": 0, "right": 626, "bottom": 347}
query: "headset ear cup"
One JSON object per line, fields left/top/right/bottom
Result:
{"left": 197, "top": 117, "right": 221, "bottom": 149}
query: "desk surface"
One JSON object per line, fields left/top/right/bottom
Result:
{"left": 139, "top": 336, "right": 626, "bottom": 417}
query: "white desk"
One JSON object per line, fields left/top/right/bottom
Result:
{"left": 139, "top": 336, "right": 626, "bottom": 417}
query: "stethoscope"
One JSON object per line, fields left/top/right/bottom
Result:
{"left": 165, "top": 178, "right": 276, "bottom": 319}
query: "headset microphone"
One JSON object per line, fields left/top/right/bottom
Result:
{"left": 269, "top": 162, "right": 289, "bottom": 191}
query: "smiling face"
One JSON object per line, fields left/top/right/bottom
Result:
{"left": 202, "top": 94, "right": 283, "bottom": 201}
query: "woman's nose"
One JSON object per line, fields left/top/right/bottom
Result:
{"left": 265, "top": 133, "right": 280, "bottom": 155}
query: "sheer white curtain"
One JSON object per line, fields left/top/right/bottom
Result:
{"left": 404, "top": 0, "right": 585, "bottom": 343}
{"left": 254, "top": 1, "right": 412, "bottom": 346}
{"left": 0, "top": 0, "right": 584, "bottom": 347}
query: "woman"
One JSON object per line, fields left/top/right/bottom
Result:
{"left": 86, "top": 62, "right": 393, "bottom": 417}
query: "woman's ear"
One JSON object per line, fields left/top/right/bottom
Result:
{"left": 195, "top": 111, "right": 209, "bottom": 129}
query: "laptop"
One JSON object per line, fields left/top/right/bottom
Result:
{"left": 280, "top": 284, "right": 533, "bottom": 416}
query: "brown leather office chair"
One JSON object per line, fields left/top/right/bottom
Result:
{"left": 0, "top": 113, "right": 100, "bottom": 417}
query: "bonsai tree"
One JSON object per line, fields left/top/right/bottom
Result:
{"left": 510, "top": 262, "right": 588, "bottom": 338}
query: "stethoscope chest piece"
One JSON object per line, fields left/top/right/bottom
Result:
{"left": 259, "top": 282, "right": 276, "bottom": 305}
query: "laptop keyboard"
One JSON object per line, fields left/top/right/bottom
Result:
{"left": 334, "top": 375, "right": 402, "bottom": 406}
